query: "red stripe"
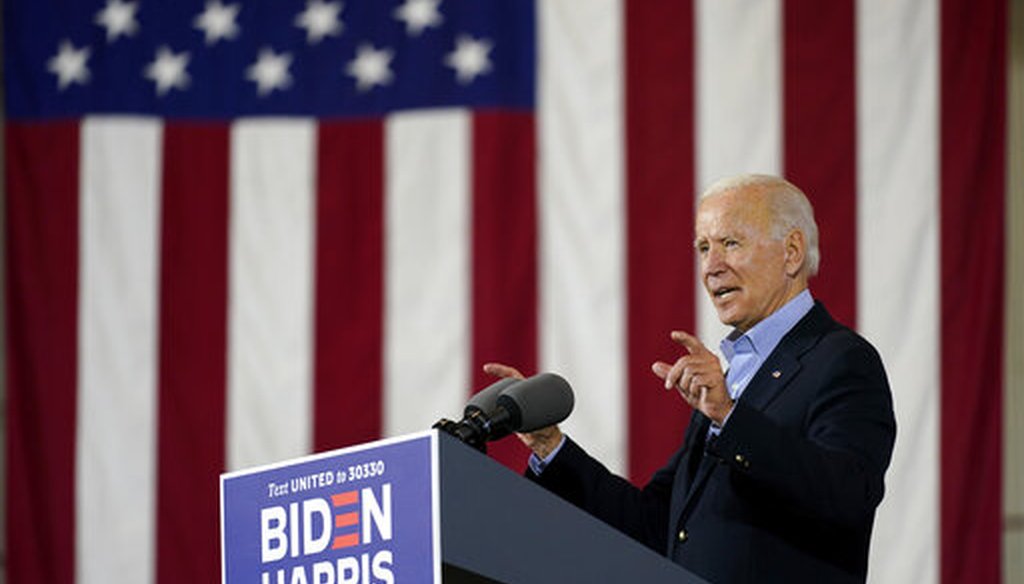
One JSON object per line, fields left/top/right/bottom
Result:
{"left": 332, "top": 533, "right": 360, "bottom": 549}
{"left": 5, "top": 121, "right": 80, "bottom": 583}
{"left": 940, "top": 0, "right": 1006, "bottom": 581}
{"left": 335, "top": 512, "right": 359, "bottom": 528}
{"left": 624, "top": 0, "right": 696, "bottom": 484}
{"left": 470, "top": 111, "right": 538, "bottom": 469}
{"left": 155, "top": 123, "right": 230, "bottom": 584}
{"left": 332, "top": 490, "right": 359, "bottom": 507}
{"left": 314, "top": 120, "right": 385, "bottom": 451}
{"left": 783, "top": 0, "right": 858, "bottom": 329}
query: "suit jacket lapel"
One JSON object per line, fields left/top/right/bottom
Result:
{"left": 738, "top": 352, "right": 801, "bottom": 412}
{"left": 740, "top": 302, "right": 831, "bottom": 412}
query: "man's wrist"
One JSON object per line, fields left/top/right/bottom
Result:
{"left": 531, "top": 433, "right": 562, "bottom": 459}
{"left": 711, "top": 399, "right": 735, "bottom": 427}
{"left": 527, "top": 434, "right": 567, "bottom": 475}
{"left": 525, "top": 427, "right": 564, "bottom": 459}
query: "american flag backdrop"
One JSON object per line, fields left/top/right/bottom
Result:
{"left": 3, "top": 0, "right": 1009, "bottom": 582}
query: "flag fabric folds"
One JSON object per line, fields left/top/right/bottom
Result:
{"left": 4, "top": 0, "right": 1006, "bottom": 582}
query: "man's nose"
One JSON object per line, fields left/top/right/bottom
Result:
{"left": 702, "top": 246, "right": 725, "bottom": 276}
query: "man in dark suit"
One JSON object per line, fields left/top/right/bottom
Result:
{"left": 485, "top": 174, "right": 896, "bottom": 583}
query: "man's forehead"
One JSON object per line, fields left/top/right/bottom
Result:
{"left": 701, "top": 183, "right": 774, "bottom": 207}
{"left": 695, "top": 188, "right": 773, "bottom": 233}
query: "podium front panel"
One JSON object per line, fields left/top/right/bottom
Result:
{"left": 221, "top": 431, "right": 440, "bottom": 584}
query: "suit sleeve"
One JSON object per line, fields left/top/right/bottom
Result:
{"left": 705, "top": 333, "right": 896, "bottom": 529}
{"left": 525, "top": 434, "right": 686, "bottom": 554}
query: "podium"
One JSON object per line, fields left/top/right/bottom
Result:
{"left": 221, "top": 430, "right": 705, "bottom": 583}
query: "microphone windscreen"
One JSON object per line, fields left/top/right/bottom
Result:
{"left": 498, "top": 372, "right": 574, "bottom": 432}
{"left": 465, "top": 377, "right": 519, "bottom": 415}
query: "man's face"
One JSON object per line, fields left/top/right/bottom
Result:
{"left": 694, "top": 188, "right": 797, "bottom": 333}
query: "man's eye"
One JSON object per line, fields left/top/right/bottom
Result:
{"left": 724, "top": 239, "right": 739, "bottom": 248}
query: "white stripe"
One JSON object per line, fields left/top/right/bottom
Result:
{"left": 538, "top": 0, "right": 626, "bottom": 472}
{"left": 856, "top": 0, "right": 940, "bottom": 581}
{"left": 695, "top": 0, "right": 783, "bottom": 351}
{"left": 227, "top": 120, "right": 315, "bottom": 470}
{"left": 384, "top": 111, "right": 470, "bottom": 436}
{"left": 77, "top": 118, "right": 161, "bottom": 584}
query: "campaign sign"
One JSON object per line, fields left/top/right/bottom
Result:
{"left": 221, "top": 431, "right": 439, "bottom": 584}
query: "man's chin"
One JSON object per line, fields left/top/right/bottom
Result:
{"left": 714, "top": 309, "right": 736, "bottom": 327}
{"left": 712, "top": 298, "right": 733, "bottom": 316}
{"left": 713, "top": 305, "right": 744, "bottom": 329}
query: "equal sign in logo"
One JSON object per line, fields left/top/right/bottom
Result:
{"left": 331, "top": 490, "right": 360, "bottom": 549}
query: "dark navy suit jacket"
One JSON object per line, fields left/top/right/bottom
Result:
{"left": 527, "top": 302, "right": 896, "bottom": 583}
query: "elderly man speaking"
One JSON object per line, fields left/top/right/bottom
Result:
{"left": 485, "top": 174, "right": 896, "bottom": 583}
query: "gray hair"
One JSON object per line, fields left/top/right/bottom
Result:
{"left": 700, "top": 174, "right": 820, "bottom": 276}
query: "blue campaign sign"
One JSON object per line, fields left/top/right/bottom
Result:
{"left": 221, "top": 431, "right": 439, "bottom": 584}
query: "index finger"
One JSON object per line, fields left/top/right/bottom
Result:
{"left": 670, "top": 330, "right": 709, "bottom": 355}
{"left": 482, "top": 362, "right": 526, "bottom": 380}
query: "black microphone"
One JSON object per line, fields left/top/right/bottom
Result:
{"left": 433, "top": 377, "right": 522, "bottom": 450}
{"left": 465, "top": 377, "right": 520, "bottom": 416}
{"left": 434, "top": 373, "right": 574, "bottom": 451}
{"left": 495, "top": 372, "right": 574, "bottom": 433}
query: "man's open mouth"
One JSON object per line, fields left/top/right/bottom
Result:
{"left": 713, "top": 286, "right": 739, "bottom": 299}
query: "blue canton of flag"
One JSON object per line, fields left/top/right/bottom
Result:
{"left": 5, "top": 0, "right": 536, "bottom": 119}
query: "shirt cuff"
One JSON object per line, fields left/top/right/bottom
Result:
{"left": 527, "top": 435, "right": 567, "bottom": 475}
{"left": 707, "top": 404, "right": 736, "bottom": 442}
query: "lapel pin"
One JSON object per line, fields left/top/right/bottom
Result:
{"left": 771, "top": 370, "right": 781, "bottom": 379}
